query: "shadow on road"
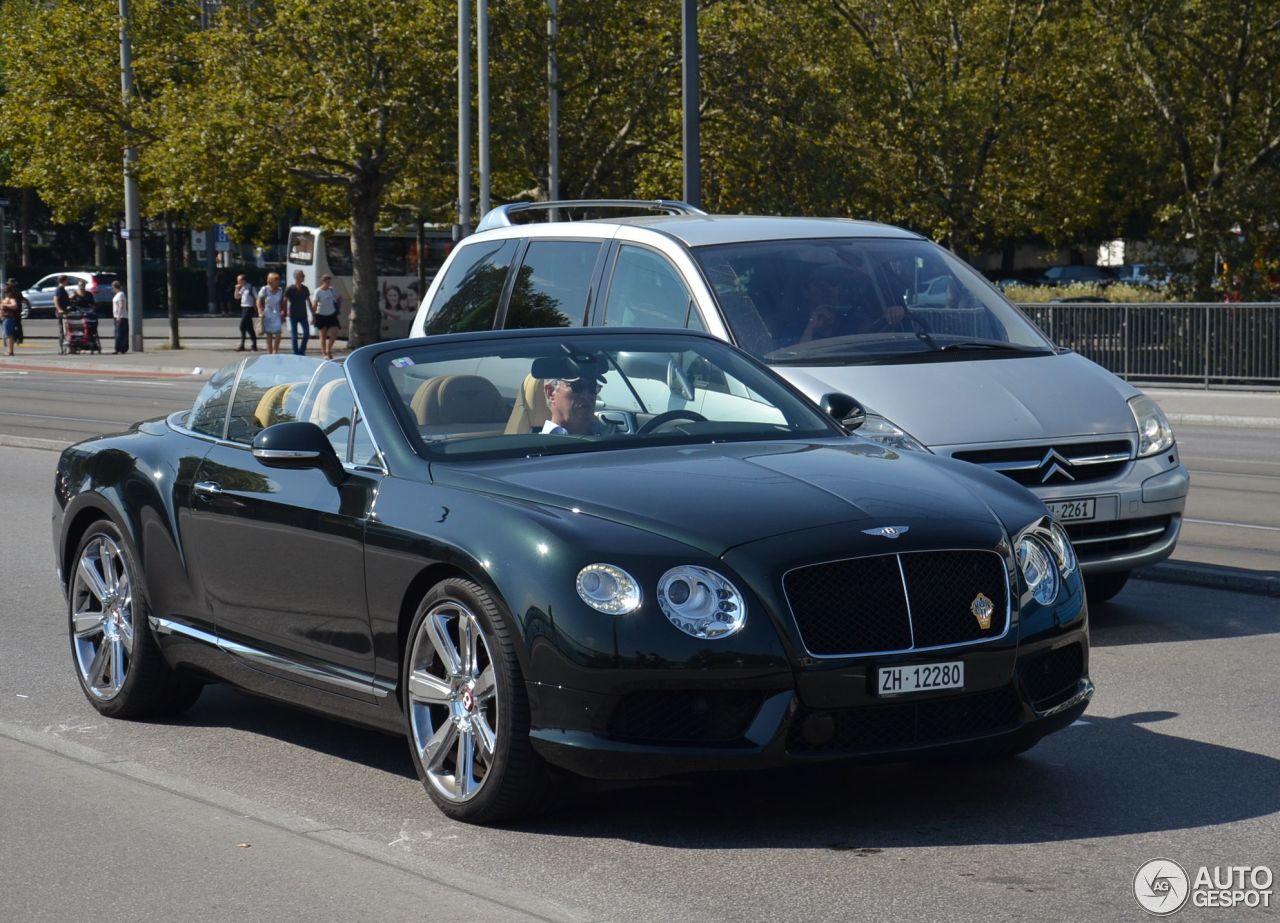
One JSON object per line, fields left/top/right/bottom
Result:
{"left": 1089, "top": 578, "right": 1280, "bottom": 647}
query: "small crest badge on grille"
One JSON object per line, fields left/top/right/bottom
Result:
{"left": 971, "top": 592, "right": 994, "bottom": 630}
{"left": 863, "top": 526, "right": 909, "bottom": 539}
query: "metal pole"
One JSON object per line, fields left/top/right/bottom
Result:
{"left": 457, "top": 0, "right": 472, "bottom": 236}
{"left": 681, "top": 0, "right": 700, "bottom": 208}
{"left": 0, "top": 204, "right": 8, "bottom": 290}
{"left": 477, "top": 0, "right": 490, "bottom": 217}
{"left": 548, "top": 0, "right": 560, "bottom": 212}
{"left": 120, "top": 0, "right": 144, "bottom": 351}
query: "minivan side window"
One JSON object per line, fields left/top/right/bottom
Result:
{"left": 505, "top": 240, "right": 601, "bottom": 329}
{"left": 603, "top": 245, "right": 696, "bottom": 329}
{"left": 423, "top": 238, "right": 519, "bottom": 335}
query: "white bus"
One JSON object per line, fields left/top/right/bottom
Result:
{"left": 286, "top": 226, "right": 454, "bottom": 339}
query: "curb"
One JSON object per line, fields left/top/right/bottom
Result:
{"left": 1164, "top": 412, "right": 1280, "bottom": 430}
{"left": 0, "top": 434, "right": 71, "bottom": 452}
{"left": 1134, "top": 561, "right": 1280, "bottom": 597}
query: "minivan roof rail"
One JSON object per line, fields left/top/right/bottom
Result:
{"left": 474, "top": 199, "right": 707, "bottom": 233}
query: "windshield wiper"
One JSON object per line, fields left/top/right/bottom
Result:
{"left": 937, "top": 341, "right": 1046, "bottom": 353}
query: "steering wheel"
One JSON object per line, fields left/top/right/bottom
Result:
{"left": 638, "top": 409, "right": 707, "bottom": 434}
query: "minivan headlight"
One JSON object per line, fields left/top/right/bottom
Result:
{"left": 857, "top": 414, "right": 931, "bottom": 453}
{"left": 1128, "top": 394, "right": 1174, "bottom": 457}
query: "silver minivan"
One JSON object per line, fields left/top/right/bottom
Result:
{"left": 410, "top": 201, "right": 1188, "bottom": 601}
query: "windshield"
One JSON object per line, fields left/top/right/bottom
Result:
{"left": 376, "top": 333, "right": 841, "bottom": 461}
{"left": 691, "top": 237, "right": 1055, "bottom": 364}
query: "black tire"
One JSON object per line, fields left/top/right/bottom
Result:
{"left": 68, "top": 520, "right": 202, "bottom": 719}
{"left": 402, "top": 577, "right": 552, "bottom": 823}
{"left": 1084, "top": 570, "right": 1130, "bottom": 603}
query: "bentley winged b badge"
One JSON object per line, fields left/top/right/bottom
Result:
{"left": 863, "top": 526, "right": 909, "bottom": 539}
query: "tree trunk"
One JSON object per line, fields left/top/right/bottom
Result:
{"left": 347, "top": 188, "right": 381, "bottom": 349}
{"left": 19, "top": 189, "right": 32, "bottom": 267}
{"left": 164, "top": 216, "right": 181, "bottom": 349}
{"left": 94, "top": 229, "right": 107, "bottom": 267}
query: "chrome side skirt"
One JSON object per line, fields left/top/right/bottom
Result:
{"left": 150, "top": 617, "right": 388, "bottom": 699}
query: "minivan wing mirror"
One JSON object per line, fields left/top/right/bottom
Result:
{"left": 820, "top": 392, "right": 865, "bottom": 430}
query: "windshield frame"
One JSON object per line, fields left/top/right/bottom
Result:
{"left": 373, "top": 330, "right": 848, "bottom": 463}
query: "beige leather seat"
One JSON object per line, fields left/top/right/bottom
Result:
{"left": 308, "top": 378, "right": 350, "bottom": 427}
{"left": 411, "top": 374, "right": 507, "bottom": 427}
{"left": 504, "top": 375, "right": 550, "bottom": 434}
{"left": 254, "top": 382, "right": 295, "bottom": 429}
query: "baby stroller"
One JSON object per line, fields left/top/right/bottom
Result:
{"left": 60, "top": 310, "right": 102, "bottom": 355}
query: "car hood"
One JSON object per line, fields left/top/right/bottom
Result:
{"left": 432, "top": 439, "right": 1020, "bottom": 558}
{"left": 777, "top": 352, "right": 1139, "bottom": 448}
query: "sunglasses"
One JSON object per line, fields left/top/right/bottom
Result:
{"left": 563, "top": 379, "right": 600, "bottom": 395}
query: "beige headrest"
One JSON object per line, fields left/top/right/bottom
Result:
{"left": 412, "top": 374, "right": 507, "bottom": 425}
{"left": 504, "top": 375, "right": 550, "bottom": 434}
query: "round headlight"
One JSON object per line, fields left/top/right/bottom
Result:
{"left": 576, "top": 564, "right": 641, "bottom": 615}
{"left": 1016, "top": 535, "right": 1061, "bottom": 606}
{"left": 1046, "top": 520, "right": 1078, "bottom": 576}
{"left": 656, "top": 566, "right": 746, "bottom": 639}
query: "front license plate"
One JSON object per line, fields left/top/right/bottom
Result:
{"left": 1045, "top": 497, "right": 1096, "bottom": 522}
{"left": 877, "top": 661, "right": 964, "bottom": 697}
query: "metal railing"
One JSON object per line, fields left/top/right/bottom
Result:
{"left": 1017, "top": 302, "right": 1280, "bottom": 389}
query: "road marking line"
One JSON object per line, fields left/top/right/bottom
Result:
{"left": 1185, "top": 518, "right": 1280, "bottom": 532}
{"left": 0, "top": 410, "right": 128, "bottom": 424}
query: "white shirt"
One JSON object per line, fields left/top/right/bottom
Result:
{"left": 112, "top": 291, "right": 126, "bottom": 320}
{"left": 540, "top": 420, "right": 569, "bottom": 435}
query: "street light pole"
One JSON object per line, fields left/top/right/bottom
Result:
{"left": 681, "top": 0, "right": 700, "bottom": 209}
{"left": 548, "top": 0, "right": 560, "bottom": 212}
{"left": 477, "top": 0, "right": 490, "bottom": 218}
{"left": 457, "top": 0, "right": 472, "bottom": 238}
{"left": 119, "top": 0, "right": 144, "bottom": 351}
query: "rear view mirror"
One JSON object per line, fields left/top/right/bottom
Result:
{"left": 820, "top": 392, "right": 865, "bottom": 430}
{"left": 252, "top": 421, "right": 345, "bottom": 486}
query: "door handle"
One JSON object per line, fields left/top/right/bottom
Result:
{"left": 193, "top": 481, "right": 224, "bottom": 498}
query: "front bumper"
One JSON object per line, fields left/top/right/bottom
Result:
{"left": 526, "top": 627, "right": 1091, "bottom": 781}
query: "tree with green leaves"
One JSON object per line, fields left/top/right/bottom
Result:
{"left": 1093, "top": 0, "right": 1280, "bottom": 295}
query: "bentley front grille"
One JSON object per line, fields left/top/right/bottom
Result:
{"left": 783, "top": 550, "right": 1010, "bottom": 657}
{"left": 787, "top": 684, "right": 1022, "bottom": 755}
{"left": 951, "top": 440, "right": 1133, "bottom": 487}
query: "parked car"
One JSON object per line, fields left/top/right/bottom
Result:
{"left": 410, "top": 201, "right": 1189, "bottom": 603}
{"left": 53, "top": 330, "right": 1092, "bottom": 823}
{"left": 1113, "top": 263, "right": 1171, "bottom": 288}
{"left": 1037, "top": 265, "right": 1117, "bottom": 286}
{"left": 21, "top": 271, "right": 118, "bottom": 318}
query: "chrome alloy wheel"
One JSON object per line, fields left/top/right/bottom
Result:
{"left": 406, "top": 600, "right": 499, "bottom": 804}
{"left": 70, "top": 534, "right": 134, "bottom": 700}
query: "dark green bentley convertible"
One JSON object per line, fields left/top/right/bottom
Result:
{"left": 53, "top": 328, "right": 1091, "bottom": 823}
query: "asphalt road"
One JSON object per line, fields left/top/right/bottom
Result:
{"left": 2, "top": 442, "right": 1278, "bottom": 922}
{"left": 1, "top": 369, "right": 1274, "bottom": 577}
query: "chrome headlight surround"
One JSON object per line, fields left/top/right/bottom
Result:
{"left": 575, "top": 563, "right": 642, "bottom": 615}
{"left": 857, "top": 413, "right": 932, "bottom": 454}
{"left": 1015, "top": 533, "right": 1061, "bottom": 606}
{"left": 1128, "top": 393, "right": 1174, "bottom": 457}
{"left": 656, "top": 566, "right": 746, "bottom": 639}
{"left": 1046, "top": 520, "right": 1078, "bottom": 577}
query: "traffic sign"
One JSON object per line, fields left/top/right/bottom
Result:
{"left": 214, "top": 224, "right": 231, "bottom": 252}
{"left": 191, "top": 229, "right": 207, "bottom": 251}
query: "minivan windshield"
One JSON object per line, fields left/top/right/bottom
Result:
{"left": 692, "top": 237, "right": 1055, "bottom": 364}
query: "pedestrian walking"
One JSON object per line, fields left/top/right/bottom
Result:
{"left": 257, "top": 272, "right": 285, "bottom": 355}
{"left": 284, "top": 269, "right": 311, "bottom": 355}
{"left": 235, "top": 273, "right": 258, "bottom": 351}
{"left": 53, "top": 276, "right": 71, "bottom": 318}
{"left": 1, "top": 283, "right": 21, "bottom": 355}
{"left": 214, "top": 267, "right": 234, "bottom": 316}
{"left": 311, "top": 274, "right": 341, "bottom": 360}
{"left": 111, "top": 280, "right": 129, "bottom": 354}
